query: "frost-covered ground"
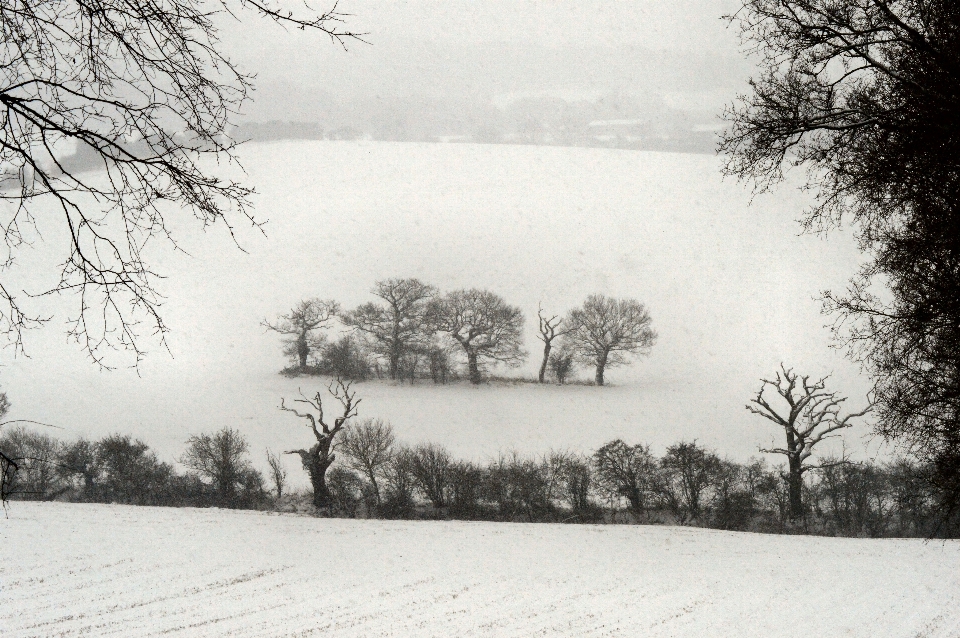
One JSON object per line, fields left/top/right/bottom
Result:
{"left": 2, "top": 503, "right": 958, "bottom": 637}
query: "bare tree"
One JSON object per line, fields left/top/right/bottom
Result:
{"left": 181, "top": 427, "right": 259, "bottom": 507}
{"left": 280, "top": 378, "right": 360, "bottom": 510}
{"left": 658, "top": 441, "right": 722, "bottom": 524}
{"left": 0, "top": 392, "right": 13, "bottom": 503}
{"left": 567, "top": 294, "right": 656, "bottom": 386}
{"left": 381, "top": 445, "right": 417, "bottom": 516}
{"left": 593, "top": 439, "right": 658, "bottom": 517}
{"left": 409, "top": 443, "right": 452, "bottom": 509}
{"left": 265, "top": 449, "right": 287, "bottom": 500}
{"left": 428, "top": 289, "right": 526, "bottom": 384}
{"left": 536, "top": 305, "right": 578, "bottom": 383}
{"left": 339, "top": 419, "right": 395, "bottom": 506}
{"left": 342, "top": 279, "right": 437, "bottom": 380}
{"left": 0, "top": 0, "right": 360, "bottom": 364}
{"left": 747, "top": 364, "right": 871, "bottom": 520}
{"left": 548, "top": 345, "right": 576, "bottom": 385}
{"left": 0, "top": 425, "right": 67, "bottom": 501}
{"left": 263, "top": 299, "right": 339, "bottom": 371}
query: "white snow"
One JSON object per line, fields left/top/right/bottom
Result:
{"left": 3, "top": 502, "right": 958, "bottom": 637}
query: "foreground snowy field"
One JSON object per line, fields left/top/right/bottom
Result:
{"left": 2, "top": 503, "right": 958, "bottom": 637}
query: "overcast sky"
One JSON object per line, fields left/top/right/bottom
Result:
{"left": 219, "top": 0, "right": 752, "bottom": 121}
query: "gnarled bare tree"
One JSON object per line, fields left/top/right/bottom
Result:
{"left": 0, "top": 0, "right": 360, "bottom": 365}
{"left": 263, "top": 299, "right": 339, "bottom": 371}
{"left": 567, "top": 294, "right": 656, "bottom": 386}
{"left": 747, "top": 364, "right": 871, "bottom": 520}
{"left": 341, "top": 278, "right": 436, "bottom": 380}
{"left": 280, "top": 378, "right": 359, "bottom": 509}
{"left": 428, "top": 289, "right": 526, "bottom": 384}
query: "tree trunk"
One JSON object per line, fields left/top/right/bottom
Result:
{"left": 787, "top": 456, "right": 804, "bottom": 520}
{"left": 467, "top": 351, "right": 482, "bottom": 384}
{"left": 298, "top": 448, "right": 334, "bottom": 509}
{"left": 538, "top": 340, "right": 551, "bottom": 383}
{"left": 297, "top": 334, "right": 309, "bottom": 370}
{"left": 595, "top": 351, "right": 608, "bottom": 386}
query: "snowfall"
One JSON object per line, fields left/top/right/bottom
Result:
{"left": 2, "top": 502, "right": 958, "bottom": 637}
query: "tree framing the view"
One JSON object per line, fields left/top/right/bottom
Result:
{"left": 721, "top": 0, "right": 960, "bottom": 524}
{"left": 0, "top": 0, "right": 361, "bottom": 366}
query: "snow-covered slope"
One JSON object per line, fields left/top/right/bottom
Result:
{"left": 2, "top": 502, "right": 958, "bottom": 637}
{"left": 4, "top": 141, "right": 871, "bottom": 470}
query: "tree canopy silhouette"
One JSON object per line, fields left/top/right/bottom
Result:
{"left": 0, "top": 0, "right": 360, "bottom": 365}
{"left": 721, "top": 0, "right": 960, "bottom": 525}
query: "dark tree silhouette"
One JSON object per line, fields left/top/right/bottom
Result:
{"left": 658, "top": 441, "right": 723, "bottom": 524}
{"left": 263, "top": 299, "right": 339, "bottom": 371}
{"left": 280, "top": 378, "right": 359, "bottom": 510}
{"left": 0, "top": 0, "right": 360, "bottom": 364}
{"left": 592, "top": 439, "right": 657, "bottom": 516}
{"left": 342, "top": 278, "right": 437, "bottom": 381}
{"left": 536, "top": 304, "right": 578, "bottom": 383}
{"left": 721, "top": 0, "right": 960, "bottom": 523}
{"left": 409, "top": 443, "right": 452, "bottom": 509}
{"left": 428, "top": 289, "right": 526, "bottom": 384}
{"left": 747, "top": 365, "right": 871, "bottom": 520}
{"left": 567, "top": 294, "right": 656, "bottom": 386}
{"left": 548, "top": 346, "right": 576, "bottom": 385}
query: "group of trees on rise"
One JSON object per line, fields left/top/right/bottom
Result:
{"left": 264, "top": 279, "right": 658, "bottom": 386}
{"left": 0, "top": 370, "right": 950, "bottom": 537}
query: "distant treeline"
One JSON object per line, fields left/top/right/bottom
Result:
{"left": 265, "top": 279, "right": 656, "bottom": 386}
{"left": 3, "top": 424, "right": 955, "bottom": 538}
{"left": 231, "top": 90, "right": 718, "bottom": 154}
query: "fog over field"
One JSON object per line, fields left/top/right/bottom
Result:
{"left": 3, "top": 141, "right": 870, "bottom": 480}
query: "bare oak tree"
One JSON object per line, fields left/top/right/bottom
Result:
{"left": 428, "top": 289, "right": 526, "bottom": 384}
{"left": 341, "top": 278, "right": 437, "bottom": 380}
{"left": 567, "top": 294, "right": 656, "bottom": 386}
{"left": 280, "top": 378, "right": 359, "bottom": 509}
{"left": 536, "top": 304, "right": 578, "bottom": 383}
{"left": 263, "top": 299, "right": 339, "bottom": 371}
{"left": 0, "top": 0, "right": 360, "bottom": 365}
{"left": 747, "top": 364, "right": 871, "bottom": 520}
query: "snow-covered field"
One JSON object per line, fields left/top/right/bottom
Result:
{"left": 2, "top": 502, "right": 958, "bottom": 637}
{"left": 3, "top": 141, "right": 875, "bottom": 474}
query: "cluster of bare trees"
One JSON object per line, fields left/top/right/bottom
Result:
{"left": 0, "top": 425, "right": 268, "bottom": 509}
{"left": 265, "top": 279, "right": 657, "bottom": 386}
{"left": 275, "top": 418, "right": 945, "bottom": 536}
